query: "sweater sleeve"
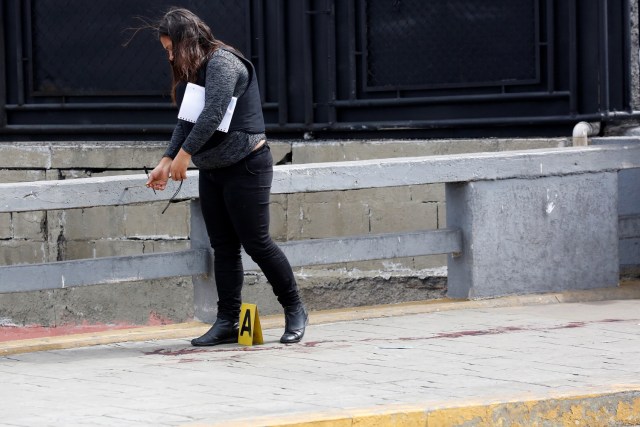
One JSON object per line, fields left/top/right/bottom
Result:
{"left": 181, "top": 54, "right": 240, "bottom": 155}
{"left": 164, "top": 121, "right": 186, "bottom": 159}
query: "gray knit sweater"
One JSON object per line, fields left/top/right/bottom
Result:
{"left": 163, "top": 49, "right": 266, "bottom": 169}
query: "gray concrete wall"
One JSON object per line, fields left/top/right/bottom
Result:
{"left": 0, "top": 138, "right": 572, "bottom": 327}
{"left": 594, "top": 137, "right": 640, "bottom": 275}
{"left": 447, "top": 172, "right": 620, "bottom": 299}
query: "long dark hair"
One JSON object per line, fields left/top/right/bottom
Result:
{"left": 157, "top": 8, "right": 235, "bottom": 103}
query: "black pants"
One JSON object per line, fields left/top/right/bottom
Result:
{"left": 198, "top": 144, "right": 301, "bottom": 321}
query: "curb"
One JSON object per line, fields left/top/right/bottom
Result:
{"left": 1, "top": 281, "right": 639, "bottom": 357}
{"left": 190, "top": 389, "right": 640, "bottom": 426}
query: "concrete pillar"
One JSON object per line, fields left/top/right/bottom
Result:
{"left": 190, "top": 200, "right": 217, "bottom": 323}
{"left": 446, "top": 172, "right": 619, "bottom": 299}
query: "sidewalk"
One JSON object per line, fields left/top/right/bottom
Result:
{"left": 1, "top": 284, "right": 640, "bottom": 426}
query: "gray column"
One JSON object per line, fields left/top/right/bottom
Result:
{"left": 190, "top": 200, "right": 217, "bottom": 323}
{"left": 619, "top": 169, "right": 640, "bottom": 271}
{"left": 446, "top": 172, "right": 619, "bottom": 299}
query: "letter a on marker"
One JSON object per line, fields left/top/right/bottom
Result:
{"left": 238, "top": 303, "right": 263, "bottom": 346}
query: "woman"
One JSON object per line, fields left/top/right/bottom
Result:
{"left": 146, "top": 8, "right": 307, "bottom": 345}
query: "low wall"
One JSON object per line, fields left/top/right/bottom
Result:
{"left": 8, "top": 136, "right": 632, "bottom": 327}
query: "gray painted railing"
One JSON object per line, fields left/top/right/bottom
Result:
{"left": 1, "top": 144, "right": 639, "bottom": 322}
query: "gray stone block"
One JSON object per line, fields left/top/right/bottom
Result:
{"left": 12, "top": 211, "right": 46, "bottom": 240}
{"left": 50, "top": 142, "right": 166, "bottom": 169}
{"left": 45, "top": 169, "right": 61, "bottom": 180}
{"left": 0, "top": 169, "right": 46, "bottom": 183}
{"left": 0, "top": 143, "right": 51, "bottom": 168}
{"left": 63, "top": 206, "right": 126, "bottom": 240}
{"left": 286, "top": 192, "right": 371, "bottom": 239}
{"left": 0, "top": 213, "right": 11, "bottom": 239}
{"left": 269, "top": 195, "right": 288, "bottom": 241}
{"left": 124, "top": 202, "right": 189, "bottom": 239}
{"left": 0, "top": 241, "right": 47, "bottom": 266}
{"left": 446, "top": 172, "right": 619, "bottom": 299}
{"left": 63, "top": 241, "right": 95, "bottom": 261}
{"left": 369, "top": 201, "right": 437, "bottom": 234}
{"left": 410, "top": 183, "right": 446, "bottom": 203}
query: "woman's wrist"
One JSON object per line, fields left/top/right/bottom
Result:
{"left": 178, "top": 147, "right": 192, "bottom": 158}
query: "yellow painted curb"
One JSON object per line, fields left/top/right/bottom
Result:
{"left": 2, "top": 281, "right": 639, "bottom": 356}
{"left": 185, "top": 388, "right": 640, "bottom": 427}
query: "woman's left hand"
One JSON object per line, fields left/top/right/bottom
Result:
{"left": 170, "top": 149, "right": 192, "bottom": 181}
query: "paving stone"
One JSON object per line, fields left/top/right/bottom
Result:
{"left": 1, "top": 299, "right": 639, "bottom": 426}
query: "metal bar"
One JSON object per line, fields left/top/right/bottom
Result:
{"left": 357, "top": 0, "right": 368, "bottom": 94}
{"left": 534, "top": 0, "right": 541, "bottom": 84}
{"left": 546, "top": 0, "right": 555, "bottom": 92}
{"left": 327, "top": 0, "right": 337, "bottom": 124}
{"left": 302, "top": 0, "right": 314, "bottom": 126}
{"left": 14, "top": 0, "right": 24, "bottom": 105}
{"left": 347, "top": 0, "right": 357, "bottom": 100}
{"left": 5, "top": 103, "right": 174, "bottom": 110}
{"left": 331, "top": 91, "right": 572, "bottom": 107}
{"left": 6, "top": 110, "right": 640, "bottom": 135}
{"left": 244, "top": 0, "right": 252, "bottom": 58}
{"left": 622, "top": 0, "right": 632, "bottom": 110}
{"left": 243, "top": 229, "right": 462, "bottom": 270}
{"left": 4, "top": 90, "right": 572, "bottom": 112}
{"left": 1, "top": 144, "right": 638, "bottom": 213}
{"left": 1, "top": 124, "right": 175, "bottom": 134}
{"left": 0, "top": 0, "right": 7, "bottom": 127}
{"left": 254, "top": 0, "right": 267, "bottom": 103}
{"left": 23, "top": 0, "right": 33, "bottom": 102}
{"left": 0, "top": 249, "right": 210, "bottom": 294}
{"left": 276, "top": 0, "right": 288, "bottom": 125}
{"left": 568, "top": 0, "right": 578, "bottom": 113}
{"left": 263, "top": 112, "right": 614, "bottom": 132}
{"left": 599, "top": 0, "right": 610, "bottom": 112}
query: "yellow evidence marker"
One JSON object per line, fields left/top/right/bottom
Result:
{"left": 238, "top": 303, "right": 264, "bottom": 346}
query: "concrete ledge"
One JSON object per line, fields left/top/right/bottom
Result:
{"left": 200, "top": 389, "right": 640, "bottom": 426}
{"left": 1, "top": 281, "right": 639, "bottom": 357}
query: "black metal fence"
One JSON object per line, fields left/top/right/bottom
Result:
{"left": 0, "top": 0, "right": 635, "bottom": 138}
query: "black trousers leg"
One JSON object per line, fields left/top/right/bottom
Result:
{"left": 198, "top": 146, "right": 301, "bottom": 321}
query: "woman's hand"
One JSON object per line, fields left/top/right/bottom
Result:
{"left": 146, "top": 157, "right": 172, "bottom": 191}
{"left": 170, "top": 149, "right": 191, "bottom": 181}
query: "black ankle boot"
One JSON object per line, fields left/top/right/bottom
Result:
{"left": 191, "top": 318, "right": 239, "bottom": 346}
{"left": 280, "top": 304, "right": 308, "bottom": 344}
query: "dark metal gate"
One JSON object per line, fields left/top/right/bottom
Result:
{"left": 0, "top": 0, "right": 635, "bottom": 138}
